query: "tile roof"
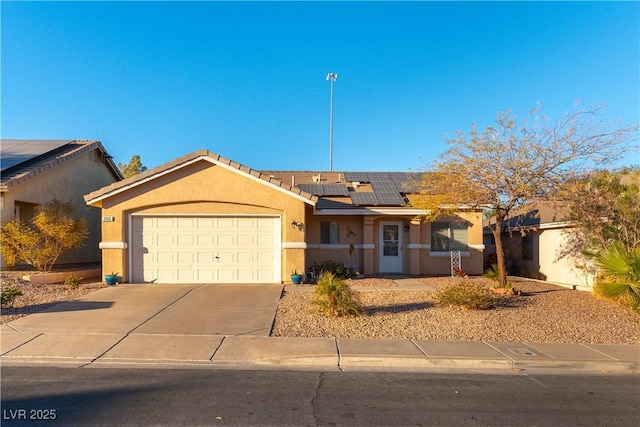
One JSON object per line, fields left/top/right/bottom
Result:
{"left": 262, "top": 170, "right": 423, "bottom": 208}
{"left": 0, "top": 139, "right": 122, "bottom": 192}
{"left": 84, "top": 150, "right": 319, "bottom": 206}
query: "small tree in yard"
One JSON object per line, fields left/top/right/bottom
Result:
{"left": 413, "top": 104, "right": 638, "bottom": 288}
{"left": 0, "top": 199, "right": 88, "bottom": 271}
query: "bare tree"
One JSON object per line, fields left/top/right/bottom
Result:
{"left": 413, "top": 104, "right": 638, "bottom": 287}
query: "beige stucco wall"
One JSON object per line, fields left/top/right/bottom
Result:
{"left": 538, "top": 228, "right": 594, "bottom": 288}
{"left": 96, "top": 160, "right": 308, "bottom": 283}
{"left": 1, "top": 150, "right": 119, "bottom": 267}
{"left": 419, "top": 211, "right": 484, "bottom": 276}
{"left": 303, "top": 210, "right": 484, "bottom": 276}
{"left": 488, "top": 226, "right": 595, "bottom": 289}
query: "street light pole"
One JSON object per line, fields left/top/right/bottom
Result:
{"left": 326, "top": 72, "right": 338, "bottom": 172}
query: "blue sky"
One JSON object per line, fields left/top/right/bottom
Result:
{"left": 2, "top": 1, "right": 639, "bottom": 172}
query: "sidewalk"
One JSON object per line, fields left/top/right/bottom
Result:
{"left": 1, "top": 281, "right": 638, "bottom": 375}
{"left": 2, "top": 332, "right": 638, "bottom": 375}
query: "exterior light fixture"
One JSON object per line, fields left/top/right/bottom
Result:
{"left": 291, "top": 221, "right": 304, "bottom": 231}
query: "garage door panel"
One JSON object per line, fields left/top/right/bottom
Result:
{"left": 177, "top": 252, "right": 194, "bottom": 263}
{"left": 133, "top": 216, "right": 281, "bottom": 284}
{"left": 237, "top": 251, "right": 256, "bottom": 263}
{"left": 237, "top": 235, "right": 255, "bottom": 246}
{"left": 198, "top": 252, "right": 216, "bottom": 263}
{"left": 157, "top": 217, "right": 175, "bottom": 228}
{"left": 177, "top": 235, "right": 195, "bottom": 246}
{"left": 257, "top": 235, "right": 276, "bottom": 246}
{"left": 198, "top": 235, "right": 214, "bottom": 245}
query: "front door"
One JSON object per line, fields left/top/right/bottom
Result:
{"left": 379, "top": 221, "right": 403, "bottom": 273}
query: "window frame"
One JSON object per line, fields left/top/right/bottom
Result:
{"left": 430, "top": 222, "right": 468, "bottom": 252}
{"left": 320, "top": 221, "right": 340, "bottom": 244}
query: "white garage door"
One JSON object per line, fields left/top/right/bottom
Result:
{"left": 131, "top": 216, "right": 281, "bottom": 284}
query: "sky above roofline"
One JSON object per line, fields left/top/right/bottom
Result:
{"left": 2, "top": 1, "right": 638, "bottom": 171}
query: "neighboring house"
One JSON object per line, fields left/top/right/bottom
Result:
{"left": 1, "top": 139, "right": 123, "bottom": 267}
{"left": 483, "top": 203, "right": 595, "bottom": 290}
{"left": 84, "top": 150, "right": 485, "bottom": 284}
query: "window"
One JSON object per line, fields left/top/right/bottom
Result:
{"left": 522, "top": 234, "right": 533, "bottom": 261}
{"left": 320, "top": 221, "right": 340, "bottom": 244}
{"left": 431, "top": 222, "right": 468, "bottom": 252}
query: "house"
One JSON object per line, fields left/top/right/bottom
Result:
{"left": 483, "top": 203, "right": 595, "bottom": 290}
{"left": 84, "top": 150, "right": 485, "bottom": 284}
{"left": 1, "top": 139, "right": 123, "bottom": 266}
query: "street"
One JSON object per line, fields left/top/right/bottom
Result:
{"left": 1, "top": 367, "right": 638, "bottom": 426}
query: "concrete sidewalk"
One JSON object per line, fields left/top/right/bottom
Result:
{"left": 1, "top": 282, "right": 638, "bottom": 375}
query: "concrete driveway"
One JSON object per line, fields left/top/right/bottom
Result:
{"left": 1, "top": 284, "right": 284, "bottom": 366}
{"left": 3, "top": 283, "right": 284, "bottom": 336}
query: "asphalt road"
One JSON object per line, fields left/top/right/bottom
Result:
{"left": 1, "top": 367, "right": 639, "bottom": 426}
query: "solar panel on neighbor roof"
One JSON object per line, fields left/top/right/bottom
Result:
{"left": 0, "top": 140, "right": 72, "bottom": 171}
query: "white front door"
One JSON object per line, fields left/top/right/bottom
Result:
{"left": 379, "top": 221, "right": 403, "bottom": 273}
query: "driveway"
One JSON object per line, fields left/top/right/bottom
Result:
{"left": 2, "top": 284, "right": 284, "bottom": 336}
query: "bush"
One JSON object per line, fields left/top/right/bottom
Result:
{"left": 313, "top": 272, "right": 363, "bottom": 317}
{"left": 483, "top": 264, "right": 512, "bottom": 289}
{"left": 65, "top": 275, "right": 82, "bottom": 290}
{"left": 436, "top": 279, "right": 499, "bottom": 310}
{"left": 0, "top": 199, "right": 88, "bottom": 271}
{"left": 312, "top": 260, "right": 360, "bottom": 279}
{"left": 1, "top": 286, "right": 23, "bottom": 308}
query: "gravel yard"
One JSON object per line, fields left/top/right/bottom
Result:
{"left": 272, "top": 276, "right": 640, "bottom": 345}
{"left": 2, "top": 272, "right": 639, "bottom": 345}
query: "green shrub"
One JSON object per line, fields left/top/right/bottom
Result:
{"left": 1, "top": 286, "right": 23, "bottom": 308}
{"left": 313, "top": 272, "right": 363, "bottom": 317}
{"left": 483, "top": 264, "right": 499, "bottom": 281}
{"left": 483, "top": 264, "right": 512, "bottom": 289}
{"left": 436, "top": 279, "right": 499, "bottom": 310}
{"left": 65, "top": 275, "right": 82, "bottom": 290}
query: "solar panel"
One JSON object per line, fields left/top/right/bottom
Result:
{"left": 349, "top": 192, "right": 379, "bottom": 206}
{"left": 374, "top": 192, "right": 406, "bottom": 206}
{"left": 297, "top": 183, "right": 324, "bottom": 195}
{"left": 322, "top": 183, "right": 349, "bottom": 196}
{"left": 387, "top": 172, "right": 422, "bottom": 192}
{"left": 366, "top": 172, "right": 392, "bottom": 182}
{"left": 0, "top": 139, "right": 71, "bottom": 171}
{"left": 344, "top": 172, "right": 369, "bottom": 182}
{"left": 371, "top": 181, "right": 398, "bottom": 193}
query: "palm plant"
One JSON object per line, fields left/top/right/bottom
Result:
{"left": 594, "top": 241, "right": 640, "bottom": 311}
{"left": 313, "top": 272, "right": 363, "bottom": 317}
